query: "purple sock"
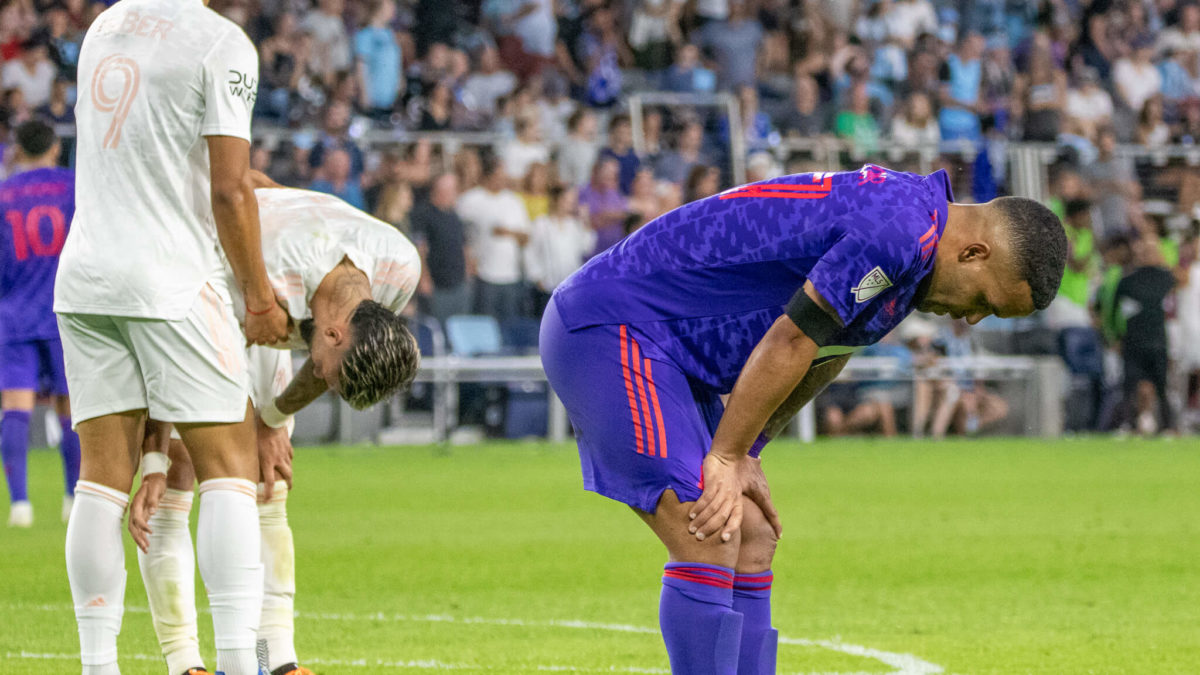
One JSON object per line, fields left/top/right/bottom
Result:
{"left": 2, "top": 410, "right": 31, "bottom": 503}
{"left": 59, "top": 416, "right": 80, "bottom": 496}
{"left": 734, "top": 571, "right": 777, "bottom": 675}
{"left": 660, "top": 563, "right": 742, "bottom": 675}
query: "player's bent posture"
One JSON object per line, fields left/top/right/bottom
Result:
{"left": 56, "top": 2, "right": 290, "bottom": 674}
{"left": 540, "top": 166, "right": 1067, "bottom": 674}
{"left": 129, "top": 181, "right": 421, "bottom": 675}
{"left": 0, "top": 121, "right": 79, "bottom": 527}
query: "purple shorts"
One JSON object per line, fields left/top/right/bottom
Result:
{"left": 540, "top": 296, "right": 724, "bottom": 513}
{"left": 0, "top": 337, "right": 69, "bottom": 396}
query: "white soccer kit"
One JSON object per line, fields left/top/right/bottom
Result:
{"left": 247, "top": 187, "right": 421, "bottom": 349}
{"left": 55, "top": 0, "right": 260, "bottom": 424}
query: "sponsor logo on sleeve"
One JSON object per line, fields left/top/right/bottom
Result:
{"left": 852, "top": 266, "right": 892, "bottom": 303}
{"left": 227, "top": 70, "right": 258, "bottom": 105}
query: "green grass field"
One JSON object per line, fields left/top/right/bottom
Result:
{"left": 2, "top": 437, "right": 1199, "bottom": 674}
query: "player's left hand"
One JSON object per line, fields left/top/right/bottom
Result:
{"left": 128, "top": 473, "right": 166, "bottom": 554}
{"left": 689, "top": 452, "right": 744, "bottom": 543}
{"left": 257, "top": 419, "right": 294, "bottom": 502}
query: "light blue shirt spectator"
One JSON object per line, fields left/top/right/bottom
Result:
{"left": 939, "top": 51, "right": 983, "bottom": 142}
{"left": 310, "top": 179, "right": 366, "bottom": 210}
{"left": 355, "top": 26, "right": 402, "bottom": 111}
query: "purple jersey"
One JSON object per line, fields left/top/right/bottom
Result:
{"left": 553, "top": 165, "right": 952, "bottom": 392}
{"left": 0, "top": 167, "right": 74, "bottom": 342}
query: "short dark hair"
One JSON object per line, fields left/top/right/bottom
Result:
{"left": 991, "top": 196, "right": 1068, "bottom": 311}
{"left": 15, "top": 120, "right": 56, "bottom": 157}
{"left": 339, "top": 301, "right": 420, "bottom": 409}
{"left": 609, "top": 114, "right": 631, "bottom": 132}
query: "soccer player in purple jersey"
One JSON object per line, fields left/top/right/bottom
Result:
{"left": 0, "top": 121, "right": 79, "bottom": 528}
{"left": 540, "top": 165, "right": 1067, "bottom": 674}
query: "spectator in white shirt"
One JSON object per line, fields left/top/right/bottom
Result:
{"left": 890, "top": 91, "right": 941, "bottom": 147}
{"left": 526, "top": 184, "right": 595, "bottom": 314}
{"left": 556, "top": 108, "right": 599, "bottom": 187}
{"left": 1065, "top": 67, "right": 1114, "bottom": 142}
{"left": 302, "top": 0, "right": 351, "bottom": 83}
{"left": 456, "top": 155, "right": 531, "bottom": 322}
{"left": 502, "top": 115, "right": 551, "bottom": 184}
{"left": 461, "top": 44, "right": 518, "bottom": 119}
{"left": 2, "top": 38, "right": 56, "bottom": 109}
{"left": 1113, "top": 37, "right": 1163, "bottom": 116}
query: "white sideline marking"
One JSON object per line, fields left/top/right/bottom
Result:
{"left": 6, "top": 604, "right": 944, "bottom": 675}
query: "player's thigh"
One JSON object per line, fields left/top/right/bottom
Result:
{"left": 123, "top": 281, "right": 250, "bottom": 425}
{"left": 175, "top": 402, "right": 257, "bottom": 483}
{"left": 74, "top": 410, "right": 147, "bottom": 492}
{"left": 57, "top": 312, "right": 148, "bottom": 426}
{"left": 165, "top": 437, "right": 197, "bottom": 491}
{"left": 635, "top": 490, "right": 742, "bottom": 568}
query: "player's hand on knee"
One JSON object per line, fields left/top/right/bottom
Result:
{"left": 244, "top": 294, "right": 291, "bottom": 346}
{"left": 740, "top": 458, "right": 783, "bottom": 540}
{"left": 689, "top": 452, "right": 744, "bottom": 543}
{"left": 257, "top": 421, "right": 294, "bottom": 502}
{"left": 129, "top": 473, "right": 166, "bottom": 554}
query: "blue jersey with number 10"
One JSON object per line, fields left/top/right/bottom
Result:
{"left": 0, "top": 167, "right": 75, "bottom": 343}
{"left": 552, "top": 165, "right": 953, "bottom": 393}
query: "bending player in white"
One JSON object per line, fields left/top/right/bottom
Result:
{"left": 56, "top": 3, "right": 290, "bottom": 675}
{"left": 128, "top": 174, "right": 421, "bottom": 675}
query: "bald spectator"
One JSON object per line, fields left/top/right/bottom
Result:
{"left": 310, "top": 148, "right": 366, "bottom": 209}
{"left": 413, "top": 173, "right": 473, "bottom": 322}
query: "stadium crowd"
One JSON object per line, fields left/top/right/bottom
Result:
{"left": 1, "top": 0, "right": 1199, "bottom": 435}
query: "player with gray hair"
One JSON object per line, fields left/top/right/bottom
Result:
{"left": 128, "top": 172, "right": 421, "bottom": 675}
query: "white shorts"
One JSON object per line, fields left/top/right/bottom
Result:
{"left": 168, "top": 345, "right": 296, "bottom": 440}
{"left": 58, "top": 282, "right": 249, "bottom": 425}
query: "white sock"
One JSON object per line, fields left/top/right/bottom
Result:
{"left": 257, "top": 481, "right": 297, "bottom": 672}
{"left": 66, "top": 481, "right": 128, "bottom": 673}
{"left": 197, "top": 479, "right": 263, "bottom": 675}
{"left": 136, "top": 489, "right": 205, "bottom": 675}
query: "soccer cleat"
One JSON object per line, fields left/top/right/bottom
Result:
{"left": 7, "top": 500, "right": 32, "bottom": 527}
{"left": 271, "top": 665, "right": 315, "bottom": 675}
{"left": 62, "top": 495, "right": 74, "bottom": 523}
{"left": 180, "top": 669, "right": 210, "bottom": 675}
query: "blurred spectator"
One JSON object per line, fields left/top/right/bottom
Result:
{"left": 519, "top": 161, "right": 552, "bottom": 221}
{"left": 684, "top": 164, "right": 720, "bottom": 202}
{"left": 35, "top": 77, "right": 71, "bottom": 127}
{"left": 1136, "top": 96, "right": 1171, "bottom": 148}
{"left": 579, "top": 5, "right": 628, "bottom": 108}
{"left": 939, "top": 32, "right": 986, "bottom": 142}
{"left": 1048, "top": 198, "right": 1099, "bottom": 329}
{"left": 1113, "top": 36, "right": 1162, "bottom": 119}
{"left": 655, "top": 117, "right": 708, "bottom": 185}
{"left": 457, "top": 156, "right": 530, "bottom": 322}
{"left": 1111, "top": 236, "right": 1176, "bottom": 434}
{"left": 924, "top": 321, "right": 1010, "bottom": 438}
{"left": 355, "top": 0, "right": 403, "bottom": 118}
{"left": 1083, "top": 127, "right": 1141, "bottom": 238}
{"left": 663, "top": 43, "right": 716, "bottom": 93}
{"left": 822, "top": 337, "right": 914, "bottom": 437}
{"left": 890, "top": 91, "right": 940, "bottom": 146}
{"left": 483, "top": 0, "right": 556, "bottom": 79}
{"left": 308, "top": 101, "right": 365, "bottom": 179}
{"left": 364, "top": 148, "right": 403, "bottom": 212}
{"left": 640, "top": 108, "right": 664, "bottom": 167}
{"left": 1015, "top": 36, "right": 1066, "bottom": 142}
{"left": 502, "top": 115, "right": 550, "bottom": 182}
{"left": 598, "top": 114, "right": 640, "bottom": 194}
{"left": 454, "top": 146, "right": 484, "bottom": 193}
{"left": 779, "top": 74, "right": 825, "bottom": 137}
{"left": 534, "top": 71, "right": 576, "bottom": 145}
{"left": 723, "top": 85, "right": 779, "bottom": 153}
{"left": 556, "top": 108, "right": 598, "bottom": 187}
{"left": 696, "top": 0, "right": 763, "bottom": 90}
{"left": 462, "top": 45, "right": 518, "bottom": 120}
{"left": 628, "top": 0, "right": 682, "bottom": 73}
{"left": 413, "top": 173, "right": 472, "bottom": 323}
{"left": 626, "top": 167, "right": 661, "bottom": 228}
{"left": 414, "top": 79, "right": 456, "bottom": 131}
{"left": 2, "top": 37, "right": 55, "bottom": 109}
{"left": 579, "top": 156, "right": 628, "bottom": 256}
{"left": 43, "top": 6, "right": 80, "bottom": 81}
{"left": 1158, "top": 2, "right": 1200, "bottom": 53}
{"left": 302, "top": 0, "right": 351, "bottom": 84}
{"left": 310, "top": 148, "right": 366, "bottom": 209}
{"left": 373, "top": 178, "right": 414, "bottom": 235}
{"left": 525, "top": 184, "right": 595, "bottom": 314}
{"left": 835, "top": 82, "right": 881, "bottom": 154}
{"left": 1065, "top": 67, "right": 1113, "bottom": 143}
{"left": 414, "top": 0, "right": 464, "bottom": 56}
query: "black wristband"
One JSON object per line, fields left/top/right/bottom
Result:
{"left": 785, "top": 288, "right": 841, "bottom": 346}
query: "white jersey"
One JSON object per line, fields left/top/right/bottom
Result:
{"left": 248, "top": 188, "right": 421, "bottom": 350}
{"left": 55, "top": 0, "right": 258, "bottom": 320}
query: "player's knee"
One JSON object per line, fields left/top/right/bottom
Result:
{"left": 738, "top": 502, "right": 779, "bottom": 571}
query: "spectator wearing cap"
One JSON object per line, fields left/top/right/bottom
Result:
{"left": 2, "top": 36, "right": 55, "bottom": 109}
{"left": 355, "top": 0, "right": 403, "bottom": 119}
{"left": 1065, "top": 67, "right": 1113, "bottom": 142}
{"left": 456, "top": 156, "right": 531, "bottom": 322}
{"left": 696, "top": 0, "right": 763, "bottom": 91}
{"left": 598, "top": 114, "right": 640, "bottom": 195}
{"left": 556, "top": 108, "right": 599, "bottom": 188}
{"left": 1113, "top": 36, "right": 1163, "bottom": 118}
{"left": 309, "top": 148, "right": 367, "bottom": 210}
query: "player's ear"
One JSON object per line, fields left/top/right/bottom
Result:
{"left": 958, "top": 242, "right": 991, "bottom": 263}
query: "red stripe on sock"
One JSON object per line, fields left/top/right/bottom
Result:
{"left": 619, "top": 326, "right": 645, "bottom": 456}
{"left": 663, "top": 571, "right": 735, "bottom": 589}
{"left": 670, "top": 566, "right": 734, "bottom": 579}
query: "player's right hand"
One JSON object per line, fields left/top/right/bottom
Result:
{"left": 244, "top": 297, "right": 290, "bottom": 346}
{"left": 689, "top": 452, "right": 744, "bottom": 543}
{"left": 128, "top": 473, "right": 166, "bottom": 554}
